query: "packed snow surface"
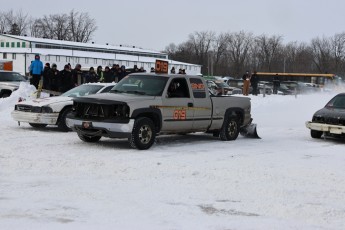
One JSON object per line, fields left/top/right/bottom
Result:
{"left": 0, "top": 83, "right": 345, "bottom": 230}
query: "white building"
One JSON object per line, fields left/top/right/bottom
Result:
{"left": 0, "top": 34, "right": 201, "bottom": 75}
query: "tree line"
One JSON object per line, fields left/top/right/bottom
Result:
{"left": 0, "top": 9, "right": 97, "bottom": 43}
{"left": 165, "top": 31, "right": 345, "bottom": 78}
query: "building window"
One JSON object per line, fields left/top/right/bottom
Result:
{"left": 3, "top": 53, "right": 7, "bottom": 59}
{"left": 126, "top": 61, "right": 129, "bottom": 67}
{"left": 75, "top": 57, "right": 79, "bottom": 63}
{"left": 0, "top": 42, "right": 4, "bottom": 47}
{"left": 66, "top": 56, "right": 70, "bottom": 62}
{"left": 85, "top": 58, "right": 89, "bottom": 64}
{"left": 22, "top": 42, "right": 26, "bottom": 48}
{"left": 11, "top": 42, "right": 15, "bottom": 47}
{"left": 94, "top": 59, "right": 97, "bottom": 64}
{"left": 56, "top": 56, "right": 60, "bottom": 62}
{"left": 45, "top": 56, "right": 50, "bottom": 61}
{"left": 17, "top": 42, "right": 20, "bottom": 47}
{"left": 102, "top": 59, "right": 107, "bottom": 65}
{"left": 12, "top": 53, "right": 16, "bottom": 60}
{"left": 6, "top": 42, "right": 9, "bottom": 47}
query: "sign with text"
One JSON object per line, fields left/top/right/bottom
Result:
{"left": 155, "top": 60, "right": 169, "bottom": 74}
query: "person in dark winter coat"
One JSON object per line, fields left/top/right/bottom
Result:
{"left": 110, "top": 64, "right": 120, "bottom": 82}
{"left": 118, "top": 65, "right": 127, "bottom": 82}
{"left": 59, "top": 65, "right": 73, "bottom": 92}
{"left": 103, "top": 66, "right": 114, "bottom": 83}
{"left": 48, "top": 64, "right": 60, "bottom": 92}
{"left": 42, "top": 63, "right": 50, "bottom": 89}
{"left": 71, "top": 64, "right": 83, "bottom": 87}
{"left": 97, "top": 66, "right": 104, "bottom": 82}
{"left": 30, "top": 54, "right": 44, "bottom": 89}
{"left": 250, "top": 71, "right": 259, "bottom": 95}
{"left": 85, "top": 67, "right": 99, "bottom": 83}
{"left": 273, "top": 74, "right": 280, "bottom": 94}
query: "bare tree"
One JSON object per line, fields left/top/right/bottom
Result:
{"left": 330, "top": 32, "right": 345, "bottom": 74}
{"left": 188, "top": 31, "right": 216, "bottom": 73}
{"left": 225, "top": 31, "right": 254, "bottom": 76}
{"left": 68, "top": 10, "right": 97, "bottom": 42}
{"left": 310, "top": 36, "right": 332, "bottom": 73}
{"left": 0, "top": 11, "right": 6, "bottom": 34}
{"left": 255, "top": 34, "right": 283, "bottom": 72}
{"left": 3, "top": 9, "right": 30, "bottom": 35}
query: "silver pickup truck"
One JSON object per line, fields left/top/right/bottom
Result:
{"left": 66, "top": 73, "right": 258, "bottom": 149}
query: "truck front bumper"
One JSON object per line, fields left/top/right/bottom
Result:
{"left": 305, "top": 121, "right": 345, "bottom": 135}
{"left": 11, "top": 110, "right": 59, "bottom": 125}
{"left": 66, "top": 118, "right": 135, "bottom": 138}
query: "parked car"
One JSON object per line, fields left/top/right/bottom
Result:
{"left": 226, "top": 79, "right": 253, "bottom": 95}
{"left": 11, "top": 82, "right": 116, "bottom": 131}
{"left": 306, "top": 93, "right": 345, "bottom": 139}
{"left": 0, "top": 70, "right": 27, "bottom": 98}
{"left": 207, "top": 80, "right": 241, "bottom": 95}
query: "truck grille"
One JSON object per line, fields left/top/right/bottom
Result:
{"left": 73, "top": 101, "right": 129, "bottom": 121}
{"left": 313, "top": 116, "right": 345, "bottom": 126}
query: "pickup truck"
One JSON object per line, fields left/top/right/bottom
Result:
{"left": 66, "top": 73, "right": 258, "bottom": 149}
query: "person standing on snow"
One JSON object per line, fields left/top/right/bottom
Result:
{"left": 30, "top": 54, "right": 44, "bottom": 89}
{"left": 242, "top": 70, "right": 251, "bottom": 96}
{"left": 250, "top": 71, "right": 259, "bottom": 95}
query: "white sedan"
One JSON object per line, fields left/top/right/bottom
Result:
{"left": 11, "top": 83, "right": 116, "bottom": 131}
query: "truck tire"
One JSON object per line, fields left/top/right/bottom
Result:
{"left": 29, "top": 123, "right": 48, "bottom": 128}
{"left": 220, "top": 116, "right": 239, "bottom": 141}
{"left": 129, "top": 117, "right": 156, "bottom": 150}
{"left": 311, "top": 130, "right": 322, "bottom": 138}
{"left": 77, "top": 132, "right": 102, "bottom": 143}
{"left": 58, "top": 107, "right": 72, "bottom": 132}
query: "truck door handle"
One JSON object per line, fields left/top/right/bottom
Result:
{"left": 188, "top": 103, "right": 193, "bottom": 107}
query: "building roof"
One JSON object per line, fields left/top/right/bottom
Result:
{"left": 1, "top": 34, "right": 164, "bottom": 55}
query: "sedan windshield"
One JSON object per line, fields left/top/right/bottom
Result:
{"left": 0, "top": 72, "right": 26, "bottom": 81}
{"left": 110, "top": 75, "right": 168, "bottom": 96}
{"left": 61, "top": 84, "right": 104, "bottom": 97}
{"left": 326, "top": 95, "right": 345, "bottom": 109}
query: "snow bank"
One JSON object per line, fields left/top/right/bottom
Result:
{"left": 0, "top": 82, "right": 36, "bottom": 112}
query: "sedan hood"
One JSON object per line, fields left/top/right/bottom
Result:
{"left": 314, "top": 107, "right": 345, "bottom": 118}
{"left": 1, "top": 82, "right": 21, "bottom": 88}
{"left": 17, "top": 96, "right": 72, "bottom": 107}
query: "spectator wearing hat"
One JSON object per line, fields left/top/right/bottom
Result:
{"left": 59, "top": 64, "right": 73, "bottom": 92}
{"left": 103, "top": 66, "right": 114, "bottom": 83}
{"left": 170, "top": 67, "right": 176, "bottom": 74}
{"left": 30, "top": 54, "right": 44, "bottom": 89}
{"left": 97, "top": 66, "right": 104, "bottom": 82}
{"left": 118, "top": 65, "right": 127, "bottom": 82}
{"left": 242, "top": 70, "right": 251, "bottom": 96}
{"left": 43, "top": 62, "right": 50, "bottom": 90}
{"left": 72, "top": 64, "right": 83, "bottom": 87}
{"left": 48, "top": 64, "right": 60, "bottom": 92}
{"left": 85, "top": 67, "right": 99, "bottom": 83}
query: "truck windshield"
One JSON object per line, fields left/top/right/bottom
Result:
{"left": 326, "top": 94, "right": 345, "bottom": 109}
{"left": 110, "top": 75, "right": 168, "bottom": 96}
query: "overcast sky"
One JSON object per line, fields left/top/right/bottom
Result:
{"left": 3, "top": 0, "right": 345, "bottom": 51}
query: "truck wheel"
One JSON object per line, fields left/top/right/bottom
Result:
{"left": 220, "top": 116, "right": 239, "bottom": 141}
{"left": 129, "top": 117, "right": 156, "bottom": 150}
{"left": 29, "top": 123, "right": 48, "bottom": 128}
{"left": 58, "top": 107, "right": 72, "bottom": 132}
{"left": 311, "top": 130, "right": 322, "bottom": 138}
{"left": 77, "top": 132, "right": 102, "bottom": 143}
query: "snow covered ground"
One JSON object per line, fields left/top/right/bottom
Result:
{"left": 1, "top": 84, "right": 345, "bottom": 230}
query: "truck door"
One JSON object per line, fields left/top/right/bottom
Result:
{"left": 161, "top": 78, "right": 194, "bottom": 132}
{"left": 189, "top": 78, "right": 212, "bottom": 130}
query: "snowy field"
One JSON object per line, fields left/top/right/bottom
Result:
{"left": 1, "top": 83, "right": 345, "bottom": 230}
